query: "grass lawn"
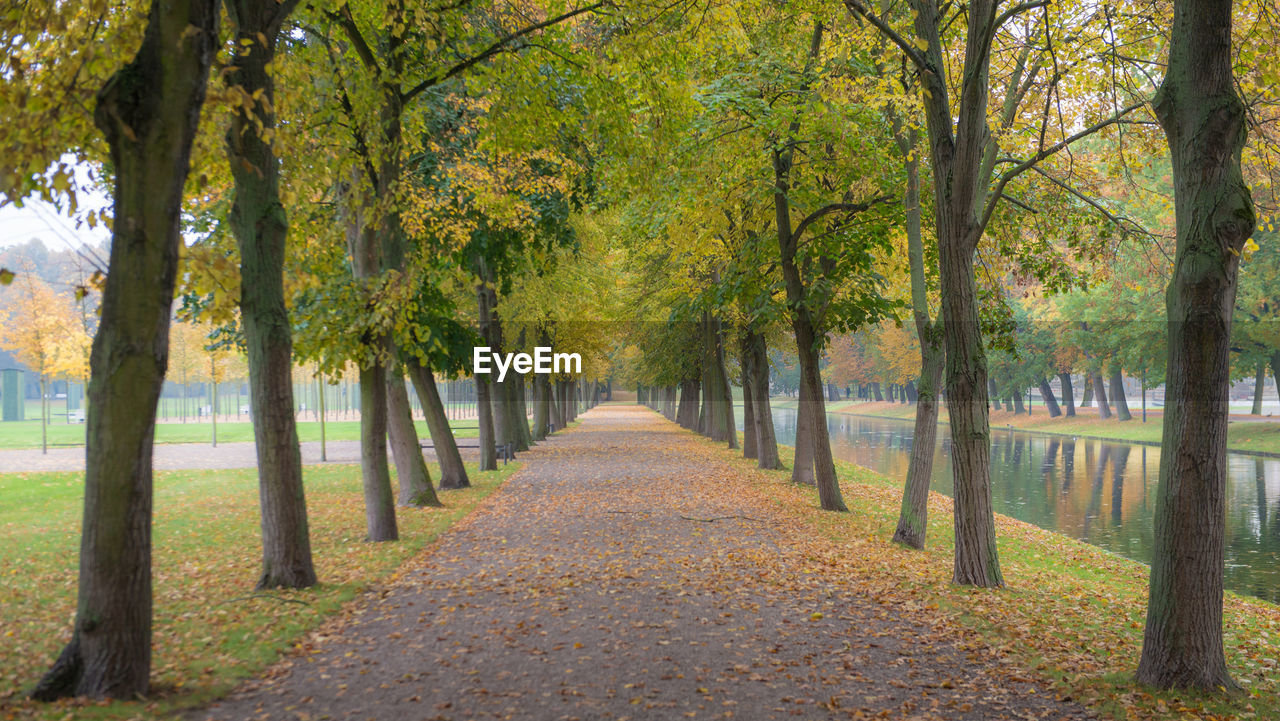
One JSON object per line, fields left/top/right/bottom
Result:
{"left": 774, "top": 398, "right": 1280, "bottom": 456}
{"left": 0, "top": 418, "right": 480, "bottom": 450}
{"left": 705, "top": 425, "right": 1280, "bottom": 721}
{"left": 0, "top": 460, "right": 518, "bottom": 720}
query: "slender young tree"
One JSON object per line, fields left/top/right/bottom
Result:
{"left": 1137, "top": 0, "right": 1254, "bottom": 690}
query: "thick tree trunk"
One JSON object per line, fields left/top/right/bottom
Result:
{"left": 358, "top": 364, "right": 398, "bottom": 541}
{"left": 1081, "top": 373, "right": 1094, "bottom": 406}
{"left": 386, "top": 364, "right": 439, "bottom": 507}
{"left": 871, "top": 382, "right": 883, "bottom": 401}
{"left": 747, "top": 332, "right": 783, "bottom": 470}
{"left": 676, "top": 379, "right": 699, "bottom": 429}
{"left": 1138, "top": 0, "right": 1252, "bottom": 689}
{"left": 1011, "top": 391, "right": 1025, "bottom": 414}
{"left": 1038, "top": 377, "right": 1062, "bottom": 418}
{"left": 33, "top": 0, "right": 219, "bottom": 700}
{"left": 1252, "top": 361, "right": 1266, "bottom": 415}
{"left": 405, "top": 359, "right": 470, "bottom": 489}
{"left": 1110, "top": 364, "right": 1132, "bottom": 421}
{"left": 938, "top": 226, "right": 1002, "bottom": 587}
{"left": 1093, "top": 371, "right": 1112, "bottom": 419}
{"left": 1059, "top": 372, "right": 1076, "bottom": 416}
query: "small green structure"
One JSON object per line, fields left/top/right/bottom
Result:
{"left": 2, "top": 369, "right": 24, "bottom": 421}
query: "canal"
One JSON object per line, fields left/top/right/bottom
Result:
{"left": 749, "top": 407, "right": 1280, "bottom": 604}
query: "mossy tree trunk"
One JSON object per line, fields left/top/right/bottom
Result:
{"left": 34, "top": 0, "right": 220, "bottom": 699}
{"left": 1137, "top": 0, "right": 1253, "bottom": 690}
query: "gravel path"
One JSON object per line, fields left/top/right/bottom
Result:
{"left": 0, "top": 441, "right": 473, "bottom": 473}
{"left": 194, "top": 405, "right": 1092, "bottom": 721}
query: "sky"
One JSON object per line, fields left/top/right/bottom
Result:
{"left": 0, "top": 158, "right": 112, "bottom": 252}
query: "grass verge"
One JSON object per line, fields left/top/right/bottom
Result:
{"left": 0, "top": 460, "right": 519, "bottom": 720}
{"left": 706, "top": 421, "right": 1280, "bottom": 721}
{"left": 0, "top": 419, "right": 480, "bottom": 450}
{"left": 769, "top": 398, "right": 1280, "bottom": 456}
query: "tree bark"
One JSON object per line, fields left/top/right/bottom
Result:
{"left": 531, "top": 372, "right": 550, "bottom": 440}
{"left": 405, "top": 358, "right": 470, "bottom": 489}
{"left": 1059, "top": 372, "right": 1076, "bottom": 416}
{"left": 386, "top": 363, "right": 439, "bottom": 507}
{"left": 476, "top": 376, "right": 498, "bottom": 471}
{"left": 33, "top": 0, "right": 220, "bottom": 700}
{"left": 1093, "top": 371, "right": 1112, "bottom": 419}
{"left": 791, "top": 360, "right": 817, "bottom": 486}
{"left": 871, "top": 382, "right": 883, "bottom": 401}
{"left": 1038, "top": 377, "right": 1062, "bottom": 418}
{"left": 741, "top": 335, "right": 758, "bottom": 460}
{"left": 1110, "top": 363, "right": 1132, "bottom": 421}
{"left": 358, "top": 364, "right": 398, "bottom": 541}
{"left": 1081, "top": 373, "right": 1094, "bottom": 406}
{"left": 676, "top": 378, "right": 700, "bottom": 429}
{"left": 1252, "top": 361, "right": 1266, "bottom": 415}
{"left": 1138, "top": 0, "right": 1252, "bottom": 689}
{"left": 747, "top": 331, "right": 783, "bottom": 470}
{"left": 893, "top": 129, "right": 943, "bottom": 549}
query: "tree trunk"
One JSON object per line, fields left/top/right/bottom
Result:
{"left": 358, "top": 364, "right": 398, "bottom": 541}
{"left": 33, "top": 0, "right": 220, "bottom": 700}
{"left": 1093, "top": 371, "right": 1112, "bottom": 419}
{"left": 405, "top": 359, "right": 470, "bottom": 489}
{"left": 1138, "top": 0, "right": 1252, "bottom": 689}
{"left": 794, "top": 313, "right": 846, "bottom": 511}
{"left": 1012, "top": 391, "right": 1026, "bottom": 415}
{"left": 386, "top": 364, "right": 439, "bottom": 507}
{"left": 741, "top": 335, "right": 758, "bottom": 460}
{"left": 1081, "top": 374, "right": 1094, "bottom": 406}
{"left": 676, "top": 378, "right": 700, "bottom": 429}
{"left": 892, "top": 130, "right": 943, "bottom": 549}
{"left": 476, "top": 376, "right": 498, "bottom": 471}
{"left": 1038, "top": 377, "right": 1062, "bottom": 418}
{"left": 1110, "top": 364, "right": 1132, "bottom": 421}
{"left": 548, "top": 378, "right": 564, "bottom": 430}
{"left": 1252, "top": 361, "right": 1266, "bottom": 415}
{"left": 791, "top": 370, "right": 817, "bottom": 486}
{"left": 532, "top": 372, "right": 550, "bottom": 440}
{"left": 747, "top": 332, "right": 783, "bottom": 470}
{"left": 871, "top": 381, "right": 883, "bottom": 402}
{"left": 699, "top": 312, "right": 735, "bottom": 446}
{"left": 1059, "top": 372, "right": 1076, "bottom": 416}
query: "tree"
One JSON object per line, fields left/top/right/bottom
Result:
{"left": 1136, "top": 0, "right": 1255, "bottom": 690}
{"left": 32, "top": 0, "right": 221, "bottom": 700}
{"left": 0, "top": 269, "right": 77, "bottom": 454}
{"left": 845, "top": 0, "right": 1142, "bottom": 586}
{"left": 223, "top": 0, "right": 317, "bottom": 588}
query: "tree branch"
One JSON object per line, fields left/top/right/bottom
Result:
{"left": 328, "top": 3, "right": 381, "bottom": 74}
{"left": 403, "top": 1, "right": 608, "bottom": 102}
{"left": 793, "top": 197, "right": 891, "bottom": 242}
{"left": 842, "top": 0, "right": 927, "bottom": 71}
{"left": 976, "top": 100, "right": 1146, "bottom": 240}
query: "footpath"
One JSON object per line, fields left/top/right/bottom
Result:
{"left": 195, "top": 405, "right": 1090, "bottom": 720}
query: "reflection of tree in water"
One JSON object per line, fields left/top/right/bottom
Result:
{"left": 1111, "top": 445, "right": 1131, "bottom": 527}
{"left": 1084, "top": 444, "right": 1112, "bottom": 536}
{"left": 1011, "top": 434, "right": 1025, "bottom": 470}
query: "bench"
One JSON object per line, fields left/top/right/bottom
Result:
{"left": 421, "top": 438, "right": 516, "bottom": 464}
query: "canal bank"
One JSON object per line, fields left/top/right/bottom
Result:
{"left": 738, "top": 404, "right": 1280, "bottom": 605}
{"left": 770, "top": 397, "right": 1280, "bottom": 457}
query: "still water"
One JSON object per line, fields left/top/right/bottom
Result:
{"left": 746, "top": 407, "right": 1280, "bottom": 604}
